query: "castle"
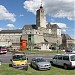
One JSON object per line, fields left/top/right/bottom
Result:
{"left": 0, "top": 5, "right": 74, "bottom": 50}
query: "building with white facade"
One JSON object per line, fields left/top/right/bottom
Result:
{"left": 0, "top": 30, "right": 22, "bottom": 49}
{"left": 0, "top": 5, "right": 64, "bottom": 50}
{"left": 21, "top": 5, "right": 62, "bottom": 50}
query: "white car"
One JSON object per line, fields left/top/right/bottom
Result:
{"left": 0, "top": 46, "right": 7, "bottom": 54}
{"left": 50, "top": 54, "right": 75, "bottom": 69}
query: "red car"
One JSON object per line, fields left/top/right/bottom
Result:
{"left": 0, "top": 46, "right": 7, "bottom": 54}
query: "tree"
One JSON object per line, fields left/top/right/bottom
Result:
{"left": 52, "top": 43, "right": 57, "bottom": 47}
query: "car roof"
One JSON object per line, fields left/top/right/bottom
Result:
{"left": 12, "top": 52, "right": 25, "bottom": 55}
{"left": 56, "top": 53, "right": 75, "bottom": 56}
{"left": 32, "top": 57, "right": 43, "bottom": 59}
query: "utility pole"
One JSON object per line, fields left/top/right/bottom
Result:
{"left": 57, "top": 40, "right": 58, "bottom": 53}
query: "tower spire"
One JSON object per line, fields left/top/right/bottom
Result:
{"left": 40, "top": 1, "right": 43, "bottom": 8}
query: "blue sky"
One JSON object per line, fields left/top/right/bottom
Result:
{"left": 0, "top": 0, "right": 75, "bottom": 39}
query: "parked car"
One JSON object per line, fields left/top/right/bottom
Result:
{"left": 65, "top": 48, "right": 73, "bottom": 52}
{"left": 31, "top": 57, "right": 51, "bottom": 70}
{"left": 50, "top": 54, "right": 75, "bottom": 69}
{"left": 49, "top": 46, "right": 56, "bottom": 50}
{"left": 0, "top": 46, "right": 7, "bottom": 54}
{"left": 9, "top": 52, "right": 28, "bottom": 70}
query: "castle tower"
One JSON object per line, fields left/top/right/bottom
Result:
{"left": 36, "top": 3, "right": 46, "bottom": 28}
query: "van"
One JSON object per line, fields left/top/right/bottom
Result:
{"left": 50, "top": 54, "right": 75, "bottom": 69}
{"left": 10, "top": 52, "right": 28, "bottom": 70}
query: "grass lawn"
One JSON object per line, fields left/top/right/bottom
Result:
{"left": 23, "top": 50, "right": 65, "bottom": 54}
{"left": 0, "top": 64, "right": 75, "bottom": 75}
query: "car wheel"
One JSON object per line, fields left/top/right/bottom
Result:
{"left": 30, "top": 63, "right": 32, "bottom": 67}
{"left": 36, "top": 66, "right": 39, "bottom": 70}
{"left": 48, "top": 67, "right": 51, "bottom": 70}
{"left": 64, "top": 64, "right": 68, "bottom": 70}
{"left": 25, "top": 66, "right": 28, "bottom": 71}
{"left": 9, "top": 64, "right": 12, "bottom": 67}
{"left": 50, "top": 61, "right": 53, "bottom": 65}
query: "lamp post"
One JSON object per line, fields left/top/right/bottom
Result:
{"left": 57, "top": 40, "right": 58, "bottom": 53}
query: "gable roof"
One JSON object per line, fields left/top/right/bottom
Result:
{"left": 46, "top": 23, "right": 60, "bottom": 29}
{"left": 61, "top": 34, "right": 73, "bottom": 40}
{"left": 51, "top": 24, "right": 60, "bottom": 29}
{"left": 0, "top": 29, "right": 22, "bottom": 34}
{"left": 46, "top": 23, "right": 52, "bottom": 29}
{"left": 23, "top": 24, "right": 37, "bottom": 30}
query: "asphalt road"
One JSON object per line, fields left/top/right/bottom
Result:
{"left": 0, "top": 52, "right": 55, "bottom": 64}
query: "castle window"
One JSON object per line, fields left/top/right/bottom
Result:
{"left": 41, "top": 10, "right": 44, "bottom": 13}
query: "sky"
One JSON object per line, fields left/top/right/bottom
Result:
{"left": 0, "top": 0, "right": 75, "bottom": 39}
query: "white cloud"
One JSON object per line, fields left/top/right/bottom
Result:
{"left": 23, "top": 0, "right": 75, "bottom": 20}
{"left": 0, "top": 28, "right": 5, "bottom": 31}
{"left": 7, "top": 24, "right": 15, "bottom": 29}
{"left": 20, "top": 14, "right": 24, "bottom": 17}
{"left": 62, "top": 29, "right": 66, "bottom": 32}
{"left": 51, "top": 22, "right": 68, "bottom": 33}
{"left": 0, "top": 5, "right": 16, "bottom": 22}
{"left": 23, "top": 0, "right": 41, "bottom": 15}
{"left": 51, "top": 22, "right": 67, "bottom": 28}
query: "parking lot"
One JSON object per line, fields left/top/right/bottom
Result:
{"left": 0, "top": 52, "right": 54, "bottom": 64}
{"left": 0, "top": 52, "right": 75, "bottom": 75}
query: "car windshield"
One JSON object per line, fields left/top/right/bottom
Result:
{"left": 2, "top": 47, "right": 5, "bottom": 49}
{"left": 36, "top": 58, "right": 46, "bottom": 62}
{"left": 71, "top": 55, "right": 75, "bottom": 61}
{"left": 13, "top": 55, "right": 26, "bottom": 61}
{"left": 0, "top": 47, "right": 6, "bottom": 49}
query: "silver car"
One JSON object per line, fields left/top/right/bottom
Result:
{"left": 31, "top": 57, "right": 51, "bottom": 70}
